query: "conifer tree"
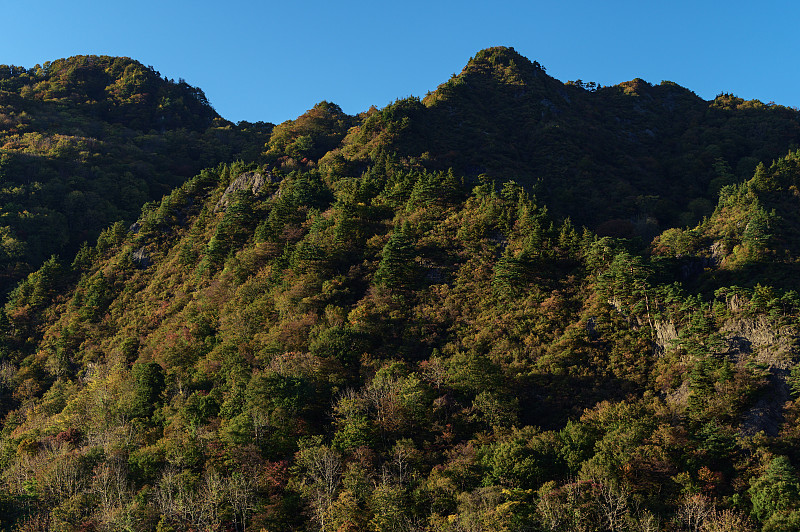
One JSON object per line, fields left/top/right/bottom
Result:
{"left": 374, "top": 222, "right": 415, "bottom": 289}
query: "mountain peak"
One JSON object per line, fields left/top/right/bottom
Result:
{"left": 469, "top": 46, "right": 535, "bottom": 67}
{"left": 424, "top": 47, "right": 550, "bottom": 108}
{"left": 461, "top": 46, "right": 546, "bottom": 85}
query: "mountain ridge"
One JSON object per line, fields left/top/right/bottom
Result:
{"left": 312, "top": 46, "right": 800, "bottom": 234}
{"left": 2, "top": 48, "right": 800, "bottom": 530}
{"left": 0, "top": 55, "right": 269, "bottom": 292}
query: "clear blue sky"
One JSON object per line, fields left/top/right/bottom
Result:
{"left": 2, "top": 1, "right": 798, "bottom": 124}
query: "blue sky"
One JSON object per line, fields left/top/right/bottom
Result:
{"left": 2, "top": 1, "right": 798, "bottom": 124}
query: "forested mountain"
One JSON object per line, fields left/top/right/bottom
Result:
{"left": 0, "top": 55, "right": 269, "bottom": 292}
{"left": 327, "top": 47, "right": 800, "bottom": 234}
{"left": 1, "top": 48, "right": 800, "bottom": 531}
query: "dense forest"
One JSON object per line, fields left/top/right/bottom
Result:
{"left": 0, "top": 55, "right": 268, "bottom": 292}
{"left": 1, "top": 47, "right": 800, "bottom": 531}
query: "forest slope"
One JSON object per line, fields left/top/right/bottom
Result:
{"left": 0, "top": 48, "right": 800, "bottom": 531}
{"left": 0, "top": 151, "right": 799, "bottom": 529}
{"left": 323, "top": 47, "right": 800, "bottom": 235}
{"left": 0, "top": 55, "right": 269, "bottom": 291}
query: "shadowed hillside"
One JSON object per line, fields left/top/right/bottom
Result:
{"left": 1, "top": 48, "right": 800, "bottom": 530}
{"left": 0, "top": 55, "right": 270, "bottom": 291}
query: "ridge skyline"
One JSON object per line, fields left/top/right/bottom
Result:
{"left": 6, "top": 46, "right": 795, "bottom": 128}
{"left": 3, "top": 0, "right": 797, "bottom": 124}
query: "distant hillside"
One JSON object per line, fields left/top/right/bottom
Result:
{"left": 314, "top": 47, "right": 800, "bottom": 235}
{"left": 653, "top": 150, "right": 800, "bottom": 291}
{"left": 3, "top": 49, "right": 792, "bottom": 285}
{"left": 0, "top": 55, "right": 270, "bottom": 291}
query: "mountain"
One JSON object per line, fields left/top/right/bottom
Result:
{"left": 1, "top": 48, "right": 800, "bottom": 530}
{"left": 328, "top": 47, "right": 800, "bottom": 234}
{"left": 0, "top": 55, "right": 270, "bottom": 292}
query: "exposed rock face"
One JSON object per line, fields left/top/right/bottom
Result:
{"left": 214, "top": 171, "right": 272, "bottom": 212}
{"left": 586, "top": 316, "right": 597, "bottom": 339}
{"left": 740, "top": 370, "right": 790, "bottom": 437}
{"left": 132, "top": 247, "right": 150, "bottom": 269}
{"left": 720, "top": 316, "right": 799, "bottom": 437}
{"left": 653, "top": 319, "right": 678, "bottom": 356}
{"left": 709, "top": 240, "right": 726, "bottom": 264}
{"left": 721, "top": 316, "right": 797, "bottom": 369}
{"left": 666, "top": 380, "right": 690, "bottom": 410}
{"left": 608, "top": 297, "right": 625, "bottom": 316}
{"left": 725, "top": 293, "right": 748, "bottom": 313}
{"left": 654, "top": 311, "right": 797, "bottom": 436}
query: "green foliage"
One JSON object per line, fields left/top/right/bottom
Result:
{"left": 485, "top": 428, "right": 563, "bottom": 488}
{"left": 0, "top": 56, "right": 269, "bottom": 294}
{"left": 406, "top": 168, "right": 462, "bottom": 210}
{"left": 128, "top": 361, "right": 165, "bottom": 419}
{"left": 207, "top": 191, "right": 257, "bottom": 266}
{"left": 310, "top": 325, "right": 367, "bottom": 369}
{"left": 6, "top": 255, "right": 64, "bottom": 310}
{"left": 3, "top": 47, "right": 800, "bottom": 531}
{"left": 266, "top": 101, "right": 353, "bottom": 162}
{"left": 254, "top": 171, "right": 332, "bottom": 242}
{"left": 246, "top": 370, "right": 310, "bottom": 427}
{"left": 749, "top": 456, "right": 800, "bottom": 523}
{"left": 79, "top": 272, "right": 113, "bottom": 321}
{"left": 374, "top": 222, "right": 416, "bottom": 289}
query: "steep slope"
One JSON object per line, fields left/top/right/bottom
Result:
{"left": 1, "top": 154, "right": 799, "bottom": 529}
{"left": 327, "top": 47, "right": 800, "bottom": 236}
{"left": 0, "top": 55, "right": 270, "bottom": 291}
{"left": 4, "top": 48, "right": 800, "bottom": 530}
{"left": 652, "top": 149, "right": 800, "bottom": 290}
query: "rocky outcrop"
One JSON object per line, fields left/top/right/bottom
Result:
{"left": 131, "top": 247, "right": 151, "bottom": 269}
{"left": 653, "top": 319, "right": 678, "bottom": 355}
{"left": 740, "top": 370, "right": 790, "bottom": 437}
{"left": 665, "top": 380, "right": 690, "bottom": 410}
{"left": 721, "top": 316, "right": 797, "bottom": 369}
{"left": 720, "top": 315, "right": 798, "bottom": 437}
{"left": 214, "top": 171, "right": 272, "bottom": 212}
